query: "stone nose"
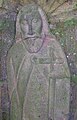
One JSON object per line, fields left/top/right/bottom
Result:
{"left": 28, "top": 21, "right": 33, "bottom": 35}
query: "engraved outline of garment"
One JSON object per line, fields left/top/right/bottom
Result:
{"left": 9, "top": 54, "right": 33, "bottom": 120}
{"left": 21, "top": 60, "right": 33, "bottom": 119}
{"left": 48, "top": 45, "right": 56, "bottom": 120}
{"left": 22, "top": 64, "right": 49, "bottom": 120}
{"left": 47, "top": 43, "right": 70, "bottom": 120}
{"left": 15, "top": 55, "right": 33, "bottom": 119}
{"left": 31, "top": 56, "right": 53, "bottom": 64}
{"left": 22, "top": 36, "right": 46, "bottom": 53}
{"left": 9, "top": 57, "right": 20, "bottom": 104}
{"left": 21, "top": 41, "right": 55, "bottom": 120}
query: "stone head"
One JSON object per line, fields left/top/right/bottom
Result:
{"left": 16, "top": 4, "right": 51, "bottom": 41}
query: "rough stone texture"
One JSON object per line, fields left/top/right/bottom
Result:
{"left": 0, "top": 86, "right": 2, "bottom": 119}
{"left": 0, "top": 1, "right": 17, "bottom": 120}
{"left": 0, "top": 1, "right": 77, "bottom": 120}
{"left": 51, "top": 21, "right": 77, "bottom": 120}
{"left": 15, "top": 0, "right": 77, "bottom": 21}
{"left": 7, "top": 4, "right": 70, "bottom": 120}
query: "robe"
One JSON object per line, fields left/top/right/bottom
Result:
{"left": 7, "top": 36, "right": 70, "bottom": 120}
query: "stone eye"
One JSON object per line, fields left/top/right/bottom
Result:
{"left": 32, "top": 19, "right": 37, "bottom": 23}
{"left": 21, "top": 20, "right": 27, "bottom": 25}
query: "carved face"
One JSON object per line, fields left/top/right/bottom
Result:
{"left": 19, "top": 6, "right": 42, "bottom": 39}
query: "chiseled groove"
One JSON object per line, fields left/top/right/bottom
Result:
{"left": 16, "top": 55, "right": 26, "bottom": 80}
{"left": 17, "top": 42, "right": 34, "bottom": 119}
{"left": 10, "top": 58, "right": 20, "bottom": 105}
{"left": 21, "top": 63, "right": 33, "bottom": 119}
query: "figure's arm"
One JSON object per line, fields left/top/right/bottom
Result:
{"left": 48, "top": 39, "right": 70, "bottom": 120}
{"left": 49, "top": 40, "right": 70, "bottom": 79}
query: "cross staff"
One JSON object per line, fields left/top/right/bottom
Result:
{"left": 48, "top": 44, "right": 56, "bottom": 120}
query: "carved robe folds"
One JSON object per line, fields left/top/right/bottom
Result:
{"left": 7, "top": 37, "right": 70, "bottom": 120}
{"left": 7, "top": 4, "right": 70, "bottom": 120}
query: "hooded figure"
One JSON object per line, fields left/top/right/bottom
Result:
{"left": 7, "top": 4, "right": 70, "bottom": 120}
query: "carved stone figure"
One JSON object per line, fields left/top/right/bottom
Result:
{"left": 7, "top": 4, "right": 70, "bottom": 120}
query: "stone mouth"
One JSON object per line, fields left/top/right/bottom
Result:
{"left": 24, "top": 36, "right": 41, "bottom": 40}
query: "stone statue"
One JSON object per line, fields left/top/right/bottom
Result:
{"left": 7, "top": 4, "right": 70, "bottom": 120}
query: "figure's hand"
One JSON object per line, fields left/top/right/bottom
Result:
{"left": 49, "top": 62, "right": 70, "bottom": 79}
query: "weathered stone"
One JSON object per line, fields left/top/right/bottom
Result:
{"left": 0, "top": 1, "right": 17, "bottom": 119}
{"left": 7, "top": 4, "right": 70, "bottom": 120}
{"left": 0, "top": 86, "right": 2, "bottom": 120}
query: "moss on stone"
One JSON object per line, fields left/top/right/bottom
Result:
{"left": 71, "top": 75, "right": 77, "bottom": 84}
